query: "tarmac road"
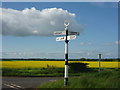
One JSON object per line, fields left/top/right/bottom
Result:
{"left": 2, "top": 77, "right": 62, "bottom": 90}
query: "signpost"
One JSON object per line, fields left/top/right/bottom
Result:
{"left": 54, "top": 20, "right": 79, "bottom": 86}
{"left": 56, "top": 35, "right": 76, "bottom": 41}
{"left": 68, "top": 31, "right": 79, "bottom": 36}
{"left": 54, "top": 31, "right": 66, "bottom": 35}
{"left": 54, "top": 31, "right": 79, "bottom": 36}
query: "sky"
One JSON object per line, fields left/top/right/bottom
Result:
{"left": 1, "top": 2, "right": 119, "bottom": 59}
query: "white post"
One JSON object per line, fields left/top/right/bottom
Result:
{"left": 54, "top": 20, "right": 79, "bottom": 86}
{"left": 64, "top": 21, "right": 69, "bottom": 86}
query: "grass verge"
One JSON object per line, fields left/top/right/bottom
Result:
{"left": 2, "top": 68, "right": 64, "bottom": 76}
{"left": 2, "top": 68, "right": 85, "bottom": 77}
{"left": 38, "top": 69, "right": 119, "bottom": 88}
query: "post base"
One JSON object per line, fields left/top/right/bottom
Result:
{"left": 64, "top": 78, "right": 68, "bottom": 86}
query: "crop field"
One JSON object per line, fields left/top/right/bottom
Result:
{"left": 1, "top": 61, "right": 119, "bottom": 69}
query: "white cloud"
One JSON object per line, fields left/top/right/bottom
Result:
{"left": 80, "top": 42, "right": 92, "bottom": 46}
{"left": 115, "top": 40, "right": 120, "bottom": 45}
{"left": 103, "top": 40, "right": 120, "bottom": 46}
{"left": 91, "top": 2, "right": 106, "bottom": 7}
{"left": 0, "top": 7, "right": 83, "bottom": 36}
{"left": 1, "top": 50, "right": 118, "bottom": 59}
{"left": 88, "top": 42, "right": 92, "bottom": 45}
{"left": 80, "top": 42, "right": 84, "bottom": 46}
{"left": 1, "top": 51, "right": 64, "bottom": 59}
{"left": 91, "top": 2, "right": 118, "bottom": 8}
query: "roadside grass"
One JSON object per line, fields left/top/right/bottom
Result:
{"left": 2, "top": 68, "right": 64, "bottom": 76}
{"left": 38, "top": 69, "right": 119, "bottom": 88}
{"left": 2, "top": 69, "right": 96, "bottom": 77}
{"left": 2, "top": 68, "right": 86, "bottom": 76}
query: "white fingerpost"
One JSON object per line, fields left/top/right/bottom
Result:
{"left": 64, "top": 20, "right": 69, "bottom": 86}
{"left": 53, "top": 20, "right": 79, "bottom": 86}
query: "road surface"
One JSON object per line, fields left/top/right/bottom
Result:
{"left": 2, "top": 77, "right": 62, "bottom": 90}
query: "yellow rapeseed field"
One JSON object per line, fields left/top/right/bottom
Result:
{"left": 1, "top": 61, "right": 119, "bottom": 69}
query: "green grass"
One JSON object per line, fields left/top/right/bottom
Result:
{"left": 38, "top": 69, "right": 119, "bottom": 88}
{"left": 2, "top": 68, "right": 64, "bottom": 76}
{"left": 2, "top": 68, "right": 84, "bottom": 76}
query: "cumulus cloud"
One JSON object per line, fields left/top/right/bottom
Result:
{"left": 0, "top": 7, "right": 83, "bottom": 36}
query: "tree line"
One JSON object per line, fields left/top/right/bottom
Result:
{"left": 1, "top": 58, "right": 119, "bottom": 61}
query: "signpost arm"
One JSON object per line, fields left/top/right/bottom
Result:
{"left": 64, "top": 26, "right": 69, "bottom": 86}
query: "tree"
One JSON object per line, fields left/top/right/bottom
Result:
{"left": 69, "top": 62, "right": 89, "bottom": 73}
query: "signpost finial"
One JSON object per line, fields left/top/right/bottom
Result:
{"left": 64, "top": 20, "right": 70, "bottom": 27}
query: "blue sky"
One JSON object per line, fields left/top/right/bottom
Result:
{"left": 2, "top": 2, "right": 118, "bottom": 59}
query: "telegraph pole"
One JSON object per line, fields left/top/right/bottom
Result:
{"left": 98, "top": 54, "right": 102, "bottom": 72}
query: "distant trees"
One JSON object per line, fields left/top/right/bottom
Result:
{"left": 80, "top": 58, "right": 86, "bottom": 61}
{"left": 1, "top": 58, "right": 119, "bottom": 61}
